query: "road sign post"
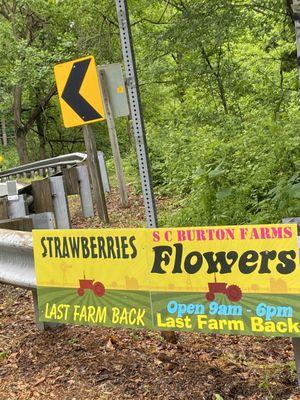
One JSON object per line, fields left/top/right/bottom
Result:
{"left": 98, "top": 68, "right": 129, "bottom": 207}
{"left": 115, "top": 0, "right": 176, "bottom": 342}
{"left": 83, "top": 125, "right": 109, "bottom": 224}
{"left": 115, "top": 0, "right": 158, "bottom": 228}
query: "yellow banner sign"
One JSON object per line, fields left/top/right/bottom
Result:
{"left": 34, "top": 224, "right": 299, "bottom": 293}
{"left": 33, "top": 224, "right": 300, "bottom": 336}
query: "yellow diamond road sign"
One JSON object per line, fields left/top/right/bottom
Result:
{"left": 54, "top": 55, "right": 105, "bottom": 128}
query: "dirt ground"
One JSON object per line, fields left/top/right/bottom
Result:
{"left": 1, "top": 188, "right": 300, "bottom": 399}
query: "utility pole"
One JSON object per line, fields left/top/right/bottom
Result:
{"left": 292, "top": 0, "right": 300, "bottom": 86}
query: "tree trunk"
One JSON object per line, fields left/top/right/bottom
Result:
{"left": 39, "top": 135, "right": 46, "bottom": 160}
{"left": 15, "top": 132, "right": 29, "bottom": 165}
{"left": 1, "top": 116, "right": 7, "bottom": 147}
{"left": 36, "top": 114, "right": 46, "bottom": 160}
{"left": 13, "top": 84, "right": 29, "bottom": 164}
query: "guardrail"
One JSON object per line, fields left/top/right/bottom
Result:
{"left": 0, "top": 229, "right": 35, "bottom": 289}
{"left": 0, "top": 152, "right": 87, "bottom": 180}
{"left": 0, "top": 151, "right": 110, "bottom": 231}
{"left": 0, "top": 228, "right": 48, "bottom": 329}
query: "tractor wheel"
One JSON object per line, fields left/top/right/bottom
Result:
{"left": 206, "top": 292, "right": 215, "bottom": 301}
{"left": 226, "top": 285, "right": 242, "bottom": 302}
{"left": 93, "top": 282, "right": 105, "bottom": 297}
{"left": 77, "top": 288, "right": 85, "bottom": 296}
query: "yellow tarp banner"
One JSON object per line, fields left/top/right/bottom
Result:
{"left": 34, "top": 224, "right": 299, "bottom": 294}
{"left": 33, "top": 224, "right": 300, "bottom": 336}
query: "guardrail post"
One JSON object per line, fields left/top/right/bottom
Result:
{"left": 7, "top": 195, "right": 27, "bottom": 219}
{"left": 30, "top": 212, "right": 55, "bottom": 229}
{"left": 32, "top": 289, "right": 45, "bottom": 330}
{"left": 97, "top": 151, "right": 110, "bottom": 193}
{"left": 50, "top": 176, "right": 71, "bottom": 229}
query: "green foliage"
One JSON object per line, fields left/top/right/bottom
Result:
{"left": 214, "top": 395, "right": 224, "bottom": 400}
{"left": 0, "top": 145, "right": 19, "bottom": 170}
{"left": 0, "top": 351, "right": 7, "bottom": 362}
{"left": 0, "top": 0, "right": 124, "bottom": 161}
{"left": 151, "top": 111, "right": 300, "bottom": 226}
{"left": 0, "top": 0, "right": 299, "bottom": 225}
{"left": 131, "top": 0, "right": 300, "bottom": 225}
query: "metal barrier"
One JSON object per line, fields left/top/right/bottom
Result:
{"left": 0, "top": 229, "right": 35, "bottom": 289}
{"left": 0, "top": 228, "right": 50, "bottom": 329}
{"left": 0, "top": 151, "right": 112, "bottom": 233}
{"left": 0, "top": 152, "right": 87, "bottom": 180}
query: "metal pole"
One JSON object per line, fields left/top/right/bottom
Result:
{"left": 283, "top": 217, "right": 300, "bottom": 388}
{"left": 292, "top": 0, "right": 300, "bottom": 86}
{"left": 115, "top": 0, "right": 177, "bottom": 344}
{"left": 115, "top": 0, "right": 157, "bottom": 227}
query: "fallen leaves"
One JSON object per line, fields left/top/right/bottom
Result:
{"left": 33, "top": 377, "right": 46, "bottom": 386}
{"left": 1, "top": 282, "right": 299, "bottom": 400}
{"left": 1, "top": 190, "right": 300, "bottom": 399}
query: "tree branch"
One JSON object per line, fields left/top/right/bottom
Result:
{"left": 99, "top": 11, "right": 119, "bottom": 28}
{"left": 0, "top": 1, "right": 11, "bottom": 20}
{"left": 23, "top": 84, "right": 57, "bottom": 133}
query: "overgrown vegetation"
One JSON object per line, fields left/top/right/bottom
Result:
{"left": 0, "top": 0, "right": 299, "bottom": 226}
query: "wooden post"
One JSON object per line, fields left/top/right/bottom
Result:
{"left": 82, "top": 124, "right": 109, "bottom": 223}
{"left": 63, "top": 167, "right": 80, "bottom": 195}
{"left": 0, "top": 218, "right": 33, "bottom": 231}
{"left": 76, "top": 165, "right": 95, "bottom": 218}
{"left": 32, "top": 177, "right": 71, "bottom": 229}
{"left": 31, "top": 179, "right": 54, "bottom": 214}
{"left": 0, "top": 198, "right": 9, "bottom": 220}
{"left": 98, "top": 69, "right": 129, "bottom": 207}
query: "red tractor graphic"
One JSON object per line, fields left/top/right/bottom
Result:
{"left": 205, "top": 281, "right": 242, "bottom": 302}
{"left": 77, "top": 278, "right": 105, "bottom": 297}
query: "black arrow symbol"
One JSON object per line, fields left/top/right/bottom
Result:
{"left": 61, "top": 58, "right": 101, "bottom": 121}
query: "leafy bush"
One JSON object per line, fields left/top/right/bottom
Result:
{"left": 0, "top": 145, "right": 19, "bottom": 171}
